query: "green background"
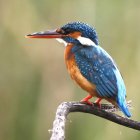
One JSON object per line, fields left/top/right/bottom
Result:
{"left": 0, "top": 0, "right": 140, "bottom": 139}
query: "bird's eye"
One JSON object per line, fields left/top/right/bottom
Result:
{"left": 56, "top": 28, "right": 66, "bottom": 34}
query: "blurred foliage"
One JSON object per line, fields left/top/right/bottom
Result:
{"left": 0, "top": 0, "right": 140, "bottom": 140}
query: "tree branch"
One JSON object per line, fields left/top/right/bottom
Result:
{"left": 50, "top": 101, "right": 140, "bottom": 140}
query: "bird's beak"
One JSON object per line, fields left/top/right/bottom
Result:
{"left": 26, "top": 30, "right": 64, "bottom": 39}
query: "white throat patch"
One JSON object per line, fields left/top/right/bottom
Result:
{"left": 56, "top": 36, "right": 96, "bottom": 47}
{"left": 77, "top": 36, "right": 96, "bottom": 46}
{"left": 56, "top": 38, "right": 67, "bottom": 46}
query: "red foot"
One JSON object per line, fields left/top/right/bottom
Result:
{"left": 80, "top": 95, "right": 93, "bottom": 105}
{"left": 94, "top": 98, "right": 102, "bottom": 109}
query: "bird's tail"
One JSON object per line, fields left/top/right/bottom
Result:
{"left": 117, "top": 96, "right": 132, "bottom": 118}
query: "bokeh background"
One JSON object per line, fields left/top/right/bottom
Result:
{"left": 0, "top": 0, "right": 140, "bottom": 140}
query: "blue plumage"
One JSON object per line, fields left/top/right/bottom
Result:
{"left": 61, "top": 22, "right": 131, "bottom": 117}
{"left": 114, "top": 69, "right": 132, "bottom": 117}
{"left": 27, "top": 21, "right": 132, "bottom": 117}
{"left": 74, "top": 44, "right": 131, "bottom": 117}
{"left": 61, "top": 22, "right": 99, "bottom": 45}
{"left": 74, "top": 45, "right": 118, "bottom": 97}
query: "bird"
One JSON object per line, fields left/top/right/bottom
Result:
{"left": 26, "top": 21, "right": 131, "bottom": 117}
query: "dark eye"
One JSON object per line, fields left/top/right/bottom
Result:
{"left": 56, "top": 28, "right": 65, "bottom": 34}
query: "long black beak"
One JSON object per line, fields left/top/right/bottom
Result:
{"left": 26, "top": 30, "right": 65, "bottom": 39}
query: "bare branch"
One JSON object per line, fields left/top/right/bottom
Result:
{"left": 50, "top": 101, "right": 139, "bottom": 140}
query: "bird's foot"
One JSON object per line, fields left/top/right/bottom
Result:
{"left": 80, "top": 100, "right": 93, "bottom": 106}
{"left": 94, "top": 98, "right": 102, "bottom": 109}
{"left": 80, "top": 95, "right": 93, "bottom": 106}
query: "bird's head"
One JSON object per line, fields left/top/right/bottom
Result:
{"left": 26, "top": 22, "right": 99, "bottom": 46}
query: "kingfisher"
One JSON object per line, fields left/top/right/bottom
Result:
{"left": 26, "top": 22, "right": 131, "bottom": 117}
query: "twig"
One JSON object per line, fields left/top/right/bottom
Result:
{"left": 50, "top": 101, "right": 139, "bottom": 140}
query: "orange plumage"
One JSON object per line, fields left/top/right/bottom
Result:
{"left": 64, "top": 43, "right": 98, "bottom": 97}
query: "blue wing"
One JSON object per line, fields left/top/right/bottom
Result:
{"left": 73, "top": 45, "right": 131, "bottom": 117}
{"left": 74, "top": 45, "right": 119, "bottom": 98}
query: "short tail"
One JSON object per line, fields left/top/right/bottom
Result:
{"left": 117, "top": 98, "right": 132, "bottom": 117}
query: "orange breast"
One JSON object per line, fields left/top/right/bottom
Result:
{"left": 64, "top": 44, "right": 97, "bottom": 96}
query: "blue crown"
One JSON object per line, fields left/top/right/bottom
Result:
{"left": 61, "top": 22, "right": 99, "bottom": 45}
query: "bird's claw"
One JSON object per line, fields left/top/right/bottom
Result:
{"left": 80, "top": 95, "right": 93, "bottom": 106}
{"left": 94, "top": 102, "right": 101, "bottom": 109}
{"left": 94, "top": 98, "right": 102, "bottom": 109}
{"left": 80, "top": 100, "right": 93, "bottom": 106}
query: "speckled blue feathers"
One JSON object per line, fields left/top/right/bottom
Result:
{"left": 61, "top": 22, "right": 99, "bottom": 45}
{"left": 27, "top": 21, "right": 131, "bottom": 117}
{"left": 74, "top": 45, "right": 118, "bottom": 97}
{"left": 61, "top": 22, "right": 131, "bottom": 117}
{"left": 73, "top": 45, "right": 131, "bottom": 117}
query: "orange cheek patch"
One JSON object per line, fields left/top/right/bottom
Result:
{"left": 68, "top": 31, "right": 82, "bottom": 39}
